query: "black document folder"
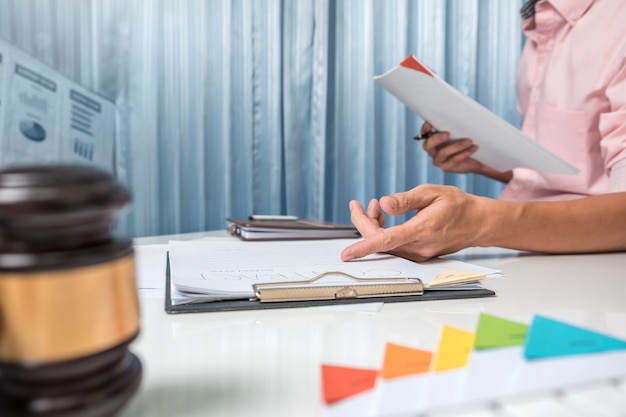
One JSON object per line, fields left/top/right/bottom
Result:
{"left": 226, "top": 216, "right": 360, "bottom": 241}
{"left": 164, "top": 256, "right": 496, "bottom": 314}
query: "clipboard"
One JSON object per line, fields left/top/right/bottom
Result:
{"left": 164, "top": 255, "right": 496, "bottom": 314}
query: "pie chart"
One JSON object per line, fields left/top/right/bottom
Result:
{"left": 19, "top": 120, "right": 47, "bottom": 142}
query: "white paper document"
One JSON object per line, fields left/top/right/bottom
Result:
{"left": 168, "top": 239, "right": 501, "bottom": 305}
{"left": 374, "top": 56, "right": 578, "bottom": 174}
{"left": 133, "top": 244, "right": 168, "bottom": 298}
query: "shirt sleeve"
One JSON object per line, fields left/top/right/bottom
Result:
{"left": 600, "top": 53, "right": 626, "bottom": 185}
{"left": 609, "top": 159, "right": 626, "bottom": 192}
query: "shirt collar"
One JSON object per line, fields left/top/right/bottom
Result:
{"left": 544, "top": 0, "right": 594, "bottom": 26}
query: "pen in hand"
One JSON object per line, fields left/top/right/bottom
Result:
{"left": 413, "top": 129, "right": 437, "bottom": 141}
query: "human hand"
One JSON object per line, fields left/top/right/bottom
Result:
{"left": 340, "top": 184, "right": 494, "bottom": 262}
{"left": 352, "top": 198, "right": 386, "bottom": 229}
{"left": 420, "top": 122, "right": 482, "bottom": 173}
{"left": 419, "top": 122, "right": 513, "bottom": 183}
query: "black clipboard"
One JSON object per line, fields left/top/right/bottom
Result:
{"left": 164, "top": 255, "right": 496, "bottom": 314}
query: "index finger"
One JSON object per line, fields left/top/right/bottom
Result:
{"left": 340, "top": 222, "right": 419, "bottom": 261}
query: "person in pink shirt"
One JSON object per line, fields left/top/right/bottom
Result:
{"left": 341, "top": 0, "right": 626, "bottom": 262}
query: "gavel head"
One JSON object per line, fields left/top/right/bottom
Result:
{"left": 0, "top": 165, "right": 142, "bottom": 417}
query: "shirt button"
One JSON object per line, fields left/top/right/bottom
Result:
{"left": 511, "top": 183, "right": 520, "bottom": 191}
{"left": 570, "top": 11, "right": 578, "bottom": 20}
{"left": 531, "top": 90, "right": 539, "bottom": 100}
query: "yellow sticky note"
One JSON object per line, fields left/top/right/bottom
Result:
{"left": 433, "top": 325, "right": 475, "bottom": 371}
{"left": 429, "top": 269, "right": 486, "bottom": 287}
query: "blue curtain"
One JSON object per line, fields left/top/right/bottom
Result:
{"left": 0, "top": 0, "right": 524, "bottom": 237}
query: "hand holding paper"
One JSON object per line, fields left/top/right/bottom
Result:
{"left": 375, "top": 55, "right": 578, "bottom": 174}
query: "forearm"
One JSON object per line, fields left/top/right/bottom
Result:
{"left": 481, "top": 192, "right": 626, "bottom": 253}
{"left": 477, "top": 166, "right": 513, "bottom": 184}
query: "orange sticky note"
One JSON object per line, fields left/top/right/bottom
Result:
{"left": 433, "top": 325, "right": 475, "bottom": 372}
{"left": 381, "top": 342, "right": 433, "bottom": 379}
{"left": 321, "top": 364, "right": 378, "bottom": 404}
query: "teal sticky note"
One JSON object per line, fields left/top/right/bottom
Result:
{"left": 474, "top": 313, "right": 529, "bottom": 350}
{"left": 524, "top": 315, "right": 626, "bottom": 360}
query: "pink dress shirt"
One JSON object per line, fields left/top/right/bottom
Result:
{"left": 499, "top": 0, "right": 626, "bottom": 201}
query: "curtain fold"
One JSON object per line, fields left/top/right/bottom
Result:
{"left": 0, "top": 0, "right": 524, "bottom": 237}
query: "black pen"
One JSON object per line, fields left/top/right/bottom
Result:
{"left": 413, "top": 130, "right": 437, "bottom": 141}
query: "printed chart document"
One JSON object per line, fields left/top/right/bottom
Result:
{"left": 375, "top": 55, "right": 578, "bottom": 174}
{"left": 0, "top": 37, "right": 115, "bottom": 171}
{"left": 167, "top": 238, "right": 501, "bottom": 306}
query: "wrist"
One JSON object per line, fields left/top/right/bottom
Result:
{"left": 479, "top": 166, "right": 513, "bottom": 184}
{"left": 475, "top": 197, "right": 522, "bottom": 248}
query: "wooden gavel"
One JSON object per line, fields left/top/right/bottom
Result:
{"left": 0, "top": 165, "right": 141, "bottom": 417}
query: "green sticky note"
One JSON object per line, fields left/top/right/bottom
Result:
{"left": 474, "top": 313, "right": 529, "bottom": 350}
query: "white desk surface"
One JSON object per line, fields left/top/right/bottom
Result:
{"left": 121, "top": 231, "right": 626, "bottom": 417}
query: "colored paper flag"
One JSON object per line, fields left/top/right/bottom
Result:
{"left": 321, "top": 364, "right": 378, "bottom": 404}
{"left": 474, "top": 313, "right": 529, "bottom": 350}
{"left": 525, "top": 315, "right": 626, "bottom": 359}
{"left": 428, "top": 269, "right": 486, "bottom": 287}
{"left": 381, "top": 342, "right": 433, "bottom": 379}
{"left": 433, "top": 325, "right": 475, "bottom": 371}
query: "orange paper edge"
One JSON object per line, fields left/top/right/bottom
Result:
{"left": 400, "top": 55, "right": 433, "bottom": 76}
